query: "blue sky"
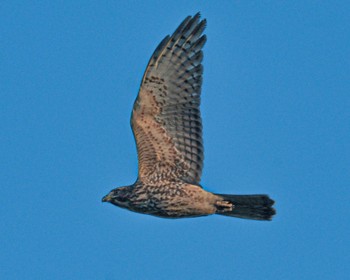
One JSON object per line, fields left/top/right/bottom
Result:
{"left": 1, "top": 1, "right": 349, "bottom": 279}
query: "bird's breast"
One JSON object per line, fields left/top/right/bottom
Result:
{"left": 129, "top": 184, "right": 217, "bottom": 218}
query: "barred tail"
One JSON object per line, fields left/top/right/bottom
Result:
{"left": 215, "top": 194, "right": 276, "bottom": 221}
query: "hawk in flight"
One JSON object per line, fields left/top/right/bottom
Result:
{"left": 102, "top": 13, "right": 275, "bottom": 220}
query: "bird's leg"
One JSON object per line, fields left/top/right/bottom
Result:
{"left": 215, "top": 200, "right": 234, "bottom": 212}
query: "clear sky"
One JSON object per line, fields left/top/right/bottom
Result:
{"left": 1, "top": 1, "right": 349, "bottom": 279}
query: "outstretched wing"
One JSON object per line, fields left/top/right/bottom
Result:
{"left": 131, "top": 13, "right": 206, "bottom": 185}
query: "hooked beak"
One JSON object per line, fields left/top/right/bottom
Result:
{"left": 102, "top": 194, "right": 111, "bottom": 202}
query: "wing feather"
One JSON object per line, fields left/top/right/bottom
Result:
{"left": 131, "top": 13, "right": 206, "bottom": 185}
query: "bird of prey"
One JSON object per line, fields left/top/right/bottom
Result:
{"left": 102, "top": 13, "right": 276, "bottom": 220}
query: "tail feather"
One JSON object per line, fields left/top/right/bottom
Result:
{"left": 215, "top": 194, "right": 276, "bottom": 221}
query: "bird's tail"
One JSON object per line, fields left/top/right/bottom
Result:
{"left": 215, "top": 194, "right": 276, "bottom": 221}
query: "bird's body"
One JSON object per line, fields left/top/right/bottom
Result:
{"left": 110, "top": 182, "right": 219, "bottom": 218}
{"left": 102, "top": 13, "right": 276, "bottom": 220}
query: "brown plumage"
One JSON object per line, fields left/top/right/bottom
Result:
{"left": 102, "top": 13, "right": 276, "bottom": 220}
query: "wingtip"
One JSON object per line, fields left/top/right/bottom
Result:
{"left": 194, "top": 12, "right": 201, "bottom": 18}
{"left": 193, "top": 12, "right": 206, "bottom": 22}
{"left": 194, "top": 13, "right": 207, "bottom": 33}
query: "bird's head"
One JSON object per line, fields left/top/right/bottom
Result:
{"left": 102, "top": 186, "right": 132, "bottom": 208}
